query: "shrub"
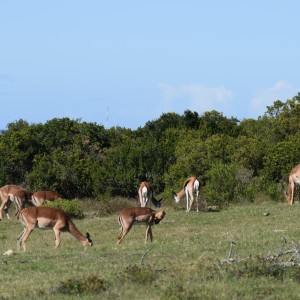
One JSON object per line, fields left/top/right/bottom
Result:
{"left": 220, "top": 259, "right": 300, "bottom": 282}
{"left": 265, "top": 181, "right": 285, "bottom": 202}
{"left": 203, "top": 163, "right": 259, "bottom": 206}
{"left": 82, "top": 197, "right": 137, "bottom": 218}
{"left": 51, "top": 275, "right": 107, "bottom": 295}
{"left": 118, "top": 264, "right": 158, "bottom": 286}
{"left": 44, "top": 199, "right": 84, "bottom": 219}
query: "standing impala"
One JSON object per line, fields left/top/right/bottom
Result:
{"left": 31, "top": 191, "right": 63, "bottom": 206}
{"left": 116, "top": 207, "right": 166, "bottom": 244}
{"left": 0, "top": 185, "right": 30, "bottom": 220}
{"left": 287, "top": 164, "right": 300, "bottom": 205}
{"left": 138, "top": 181, "right": 163, "bottom": 208}
{"left": 172, "top": 176, "right": 200, "bottom": 212}
{"left": 17, "top": 206, "right": 93, "bottom": 251}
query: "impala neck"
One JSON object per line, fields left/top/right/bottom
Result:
{"left": 177, "top": 189, "right": 186, "bottom": 199}
{"left": 67, "top": 219, "right": 87, "bottom": 244}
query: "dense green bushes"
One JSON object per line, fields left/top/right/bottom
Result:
{"left": 44, "top": 199, "right": 84, "bottom": 219}
{"left": 0, "top": 95, "right": 299, "bottom": 206}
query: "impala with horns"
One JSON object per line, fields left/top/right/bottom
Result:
{"left": 287, "top": 164, "right": 300, "bottom": 205}
{"left": 172, "top": 176, "right": 200, "bottom": 212}
{"left": 116, "top": 207, "right": 166, "bottom": 244}
{"left": 16, "top": 206, "right": 92, "bottom": 251}
{"left": 0, "top": 185, "right": 31, "bottom": 220}
{"left": 138, "top": 181, "right": 163, "bottom": 208}
{"left": 31, "top": 191, "right": 63, "bottom": 207}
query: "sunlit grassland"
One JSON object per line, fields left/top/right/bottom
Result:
{"left": 1, "top": 202, "right": 300, "bottom": 299}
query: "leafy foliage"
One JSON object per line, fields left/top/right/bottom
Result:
{"left": 203, "top": 163, "right": 260, "bottom": 206}
{"left": 120, "top": 264, "right": 158, "bottom": 286}
{"left": 44, "top": 199, "right": 84, "bottom": 219}
{"left": 220, "top": 258, "right": 300, "bottom": 282}
{"left": 52, "top": 275, "right": 107, "bottom": 295}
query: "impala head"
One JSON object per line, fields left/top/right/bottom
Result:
{"left": 172, "top": 191, "right": 180, "bottom": 203}
{"left": 83, "top": 232, "right": 93, "bottom": 247}
{"left": 154, "top": 210, "right": 166, "bottom": 224}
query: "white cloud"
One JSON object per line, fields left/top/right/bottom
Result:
{"left": 158, "top": 83, "right": 233, "bottom": 114}
{"left": 250, "top": 80, "right": 298, "bottom": 116}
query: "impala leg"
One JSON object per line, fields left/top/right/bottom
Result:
{"left": 187, "top": 189, "right": 194, "bottom": 212}
{"left": 288, "top": 181, "right": 294, "bottom": 205}
{"left": 0, "top": 199, "right": 8, "bottom": 220}
{"left": 145, "top": 226, "right": 153, "bottom": 243}
{"left": 4, "top": 206, "right": 10, "bottom": 220}
{"left": 17, "top": 228, "right": 27, "bottom": 251}
{"left": 21, "top": 227, "right": 34, "bottom": 252}
{"left": 13, "top": 196, "right": 22, "bottom": 215}
{"left": 196, "top": 191, "right": 199, "bottom": 213}
{"left": 6, "top": 197, "right": 13, "bottom": 219}
{"left": 185, "top": 189, "right": 189, "bottom": 212}
{"left": 117, "top": 228, "right": 130, "bottom": 245}
{"left": 189, "top": 195, "right": 194, "bottom": 212}
{"left": 53, "top": 228, "right": 61, "bottom": 248}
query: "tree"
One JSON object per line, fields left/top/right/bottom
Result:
{"left": 0, "top": 120, "right": 40, "bottom": 185}
{"left": 203, "top": 163, "right": 256, "bottom": 206}
{"left": 231, "top": 136, "right": 266, "bottom": 176}
{"left": 264, "top": 95, "right": 300, "bottom": 142}
{"left": 139, "top": 112, "right": 183, "bottom": 141}
{"left": 182, "top": 110, "right": 200, "bottom": 130}
{"left": 198, "top": 110, "right": 239, "bottom": 138}
{"left": 263, "top": 133, "right": 300, "bottom": 183}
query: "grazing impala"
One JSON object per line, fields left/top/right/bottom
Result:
{"left": 116, "top": 207, "right": 166, "bottom": 244}
{"left": 31, "top": 191, "right": 63, "bottom": 206}
{"left": 16, "top": 206, "right": 93, "bottom": 251}
{"left": 138, "top": 181, "right": 163, "bottom": 208}
{"left": 172, "top": 176, "right": 200, "bottom": 212}
{"left": 0, "top": 185, "right": 30, "bottom": 220}
{"left": 287, "top": 164, "right": 300, "bottom": 205}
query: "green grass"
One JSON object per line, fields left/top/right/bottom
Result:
{"left": 1, "top": 201, "right": 300, "bottom": 299}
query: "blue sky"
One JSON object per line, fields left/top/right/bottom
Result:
{"left": 1, "top": 1, "right": 299, "bottom": 130}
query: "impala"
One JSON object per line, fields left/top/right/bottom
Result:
{"left": 287, "top": 164, "right": 300, "bottom": 205}
{"left": 17, "top": 206, "right": 93, "bottom": 251}
{"left": 116, "top": 207, "right": 166, "bottom": 244}
{"left": 31, "top": 191, "right": 63, "bottom": 206}
{"left": 172, "top": 176, "right": 200, "bottom": 212}
{"left": 0, "top": 185, "right": 30, "bottom": 220}
{"left": 138, "top": 181, "right": 163, "bottom": 208}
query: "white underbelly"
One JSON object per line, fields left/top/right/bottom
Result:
{"left": 36, "top": 224, "right": 52, "bottom": 230}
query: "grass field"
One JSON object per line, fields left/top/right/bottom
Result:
{"left": 1, "top": 200, "right": 300, "bottom": 299}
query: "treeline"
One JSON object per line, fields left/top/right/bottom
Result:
{"left": 0, "top": 94, "right": 299, "bottom": 206}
